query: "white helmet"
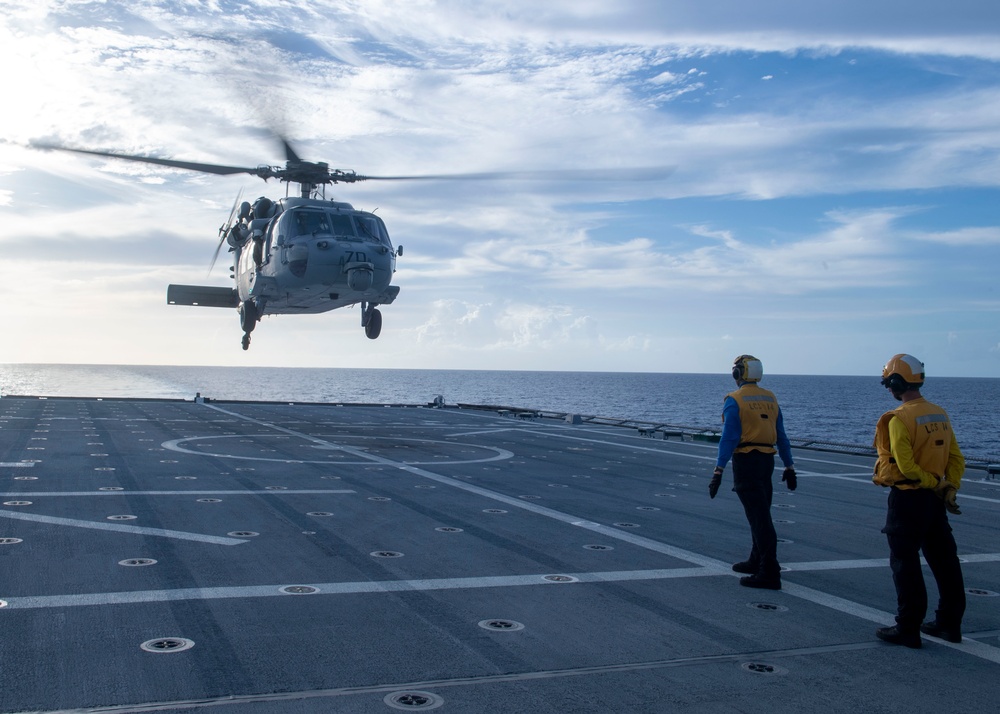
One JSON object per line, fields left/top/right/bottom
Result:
{"left": 732, "top": 354, "right": 763, "bottom": 383}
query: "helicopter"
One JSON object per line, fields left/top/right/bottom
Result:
{"left": 33, "top": 138, "right": 672, "bottom": 350}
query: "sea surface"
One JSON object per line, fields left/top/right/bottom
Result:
{"left": 1, "top": 364, "right": 998, "bottom": 464}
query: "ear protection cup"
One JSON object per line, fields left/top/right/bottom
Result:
{"left": 883, "top": 374, "right": 910, "bottom": 392}
{"left": 882, "top": 354, "right": 924, "bottom": 387}
{"left": 732, "top": 355, "right": 763, "bottom": 383}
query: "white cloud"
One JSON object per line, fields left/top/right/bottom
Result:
{"left": 909, "top": 226, "right": 1000, "bottom": 245}
{"left": 410, "top": 299, "right": 590, "bottom": 351}
{"left": 651, "top": 71, "right": 684, "bottom": 85}
{"left": 0, "top": 1, "right": 997, "bottom": 376}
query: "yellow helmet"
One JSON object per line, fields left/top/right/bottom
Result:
{"left": 881, "top": 353, "right": 924, "bottom": 390}
{"left": 732, "top": 354, "right": 763, "bottom": 383}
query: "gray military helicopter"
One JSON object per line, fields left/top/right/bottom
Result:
{"left": 34, "top": 138, "right": 671, "bottom": 350}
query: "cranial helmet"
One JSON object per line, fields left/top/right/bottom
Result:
{"left": 732, "top": 354, "right": 764, "bottom": 383}
{"left": 881, "top": 353, "right": 925, "bottom": 391}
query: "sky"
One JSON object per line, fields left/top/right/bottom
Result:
{"left": 1, "top": 1, "right": 999, "bottom": 377}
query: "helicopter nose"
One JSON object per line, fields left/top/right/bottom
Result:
{"left": 346, "top": 262, "right": 375, "bottom": 291}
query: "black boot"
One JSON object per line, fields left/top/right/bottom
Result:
{"left": 876, "top": 625, "right": 921, "bottom": 649}
{"left": 739, "top": 574, "right": 781, "bottom": 590}
{"left": 920, "top": 620, "right": 962, "bottom": 643}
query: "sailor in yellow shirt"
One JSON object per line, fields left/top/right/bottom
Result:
{"left": 872, "top": 354, "right": 966, "bottom": 649}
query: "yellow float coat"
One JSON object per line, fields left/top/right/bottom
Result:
{"left": 725, "top": 384, "right": 779, "bottom": 455}
{"left": 872, "top": 397, "right": 964, "bottom": 490}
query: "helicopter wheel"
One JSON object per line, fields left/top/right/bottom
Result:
{"left": 365, "top": 308, "right": 382, "bottom": 339}
{"left": 240, "top": 300, "right": 259, "bottom": 332}
{"left": 241, "top": 333, "right": 251, "bottom": 351}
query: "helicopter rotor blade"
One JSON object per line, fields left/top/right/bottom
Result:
{"left": 353, "top": 166, "right": 675, "bottom": 183}
{"left": 222, "top": 187, "right": 245, "bottom": 232}
{"left": 210, "top": 188, "right": 244, "bottom": 276}
{"left": 31, "top": 142, "right": 263, "bottom": 177}
{"left": 30, "top": 140, "right": 673, "bottom": 187}
{"left": 278, "top": 135, "right": 304, "bottom": 164}
{"left": 208, "top": 235, "right": 228, "bottom": 277}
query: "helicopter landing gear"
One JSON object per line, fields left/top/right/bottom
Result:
{"left": 361, "top": 302, "right": 382, "bottom": 340}
{"left": 239, "top": 300, "right": 259, "bottom": 351}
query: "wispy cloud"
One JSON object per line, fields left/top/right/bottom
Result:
{"left": 1, "top": 1, "right": 997, "bottom": 375}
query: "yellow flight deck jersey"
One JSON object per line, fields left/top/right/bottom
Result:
{"left": 726, "top": 384, "right": 779, "bottom": 455}
{"left": 872, "top": 397, "right": 965, "bottom": 490}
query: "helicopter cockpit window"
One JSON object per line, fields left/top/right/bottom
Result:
{"left": 328, "top": 214, "right": 357, "bottom": 238}
{"left": 291, "top": 210, "right": 330, "bottom": 237}
{"left": 354, "top": 214, "right": 391, "bottom": 247}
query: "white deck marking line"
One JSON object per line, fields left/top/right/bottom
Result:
{"left": 2, "top": 490, "right": 354, "bottom": 497}
{"left": 511, "top": 429, "right": 720, "bottom": 462}
{"left": 162, "top": 434, "right": 513, "bottom": 466}
{"left": 785, "top": 558, "right": 889, "bottom": 571}
{"left": 0, "top": 510, "right": 247, "bottom": 545}
{"left": 789, "top": 454, "right": 874, "bottom": 468}
{"left": 446, "top": 428, "right": 520, "bottom": 437}
{"left": 9, "top": 642, "right": 885, "bottom": 714}
{"left": 0, "top": 568, "right": 720, "bottom": 609}
{"left": 7, "top": 554, "right": 999, "bottom": 611}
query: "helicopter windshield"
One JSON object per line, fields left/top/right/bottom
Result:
{"left": 290, "top": 210, "right": 331, "bottom": 236}
{"left": 329, "top": 214, "right": 358, "bottom": 238}
{"left": 285, "top": 209, "right": 360, "bottom": 239}
{"left": 355, "top": 214, "right": 392, "bottom": 248}
{"left": 283, "top": 207, "right": 393, "bottom": 246}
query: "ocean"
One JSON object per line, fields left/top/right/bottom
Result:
{"left": 1, "top": 363, "right": 997, "bottom": 464}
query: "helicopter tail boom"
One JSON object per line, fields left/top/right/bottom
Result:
{"left": 167, "top": 284, "right": 239, "bottom": 308}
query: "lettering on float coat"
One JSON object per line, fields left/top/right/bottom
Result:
{"left": 725, "top": 384, "right": 778, "bottom": 454}
{"left": 872, "top": 399, "right": 953, "bottom": 489}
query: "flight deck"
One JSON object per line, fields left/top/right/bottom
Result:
{"left": 1, "top": 396, "right": 998, "bottom": 713}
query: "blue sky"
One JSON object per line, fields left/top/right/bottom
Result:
{"left": 1, "top": 0, "right": 998, "bottom": 377}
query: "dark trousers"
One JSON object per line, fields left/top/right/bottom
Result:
{"left": 732, "top": 450, "right": 780, "bottom": 578}
{"left": 883, "top": 487, "right": 966, "bottom": 632}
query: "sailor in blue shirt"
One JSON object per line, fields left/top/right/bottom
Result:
{"left": 710, "top": 355, "right": 796, "bottom": 590}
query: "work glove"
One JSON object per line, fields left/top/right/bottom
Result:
{"left": 782, "top": 467, "right": 797, "bottom": 491}
{"left": 709, "top": 468, "right": 723, "bottom": 499}
{"left": 935, "top": 479, "right": 961, "bottom": 515}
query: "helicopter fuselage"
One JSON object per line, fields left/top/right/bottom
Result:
{"left": 167, "top": 196, "right": 400, "bottom": 348}
{"left": 236, "top": 196, "right": 398, "bottom": 315}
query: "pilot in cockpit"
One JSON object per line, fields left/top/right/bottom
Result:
{"left": 294, "top": 212, "right": 330, "bottom": 236}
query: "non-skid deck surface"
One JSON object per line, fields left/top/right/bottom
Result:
{"left": 1, "top": 397, "right": 998, "bottom": 713}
